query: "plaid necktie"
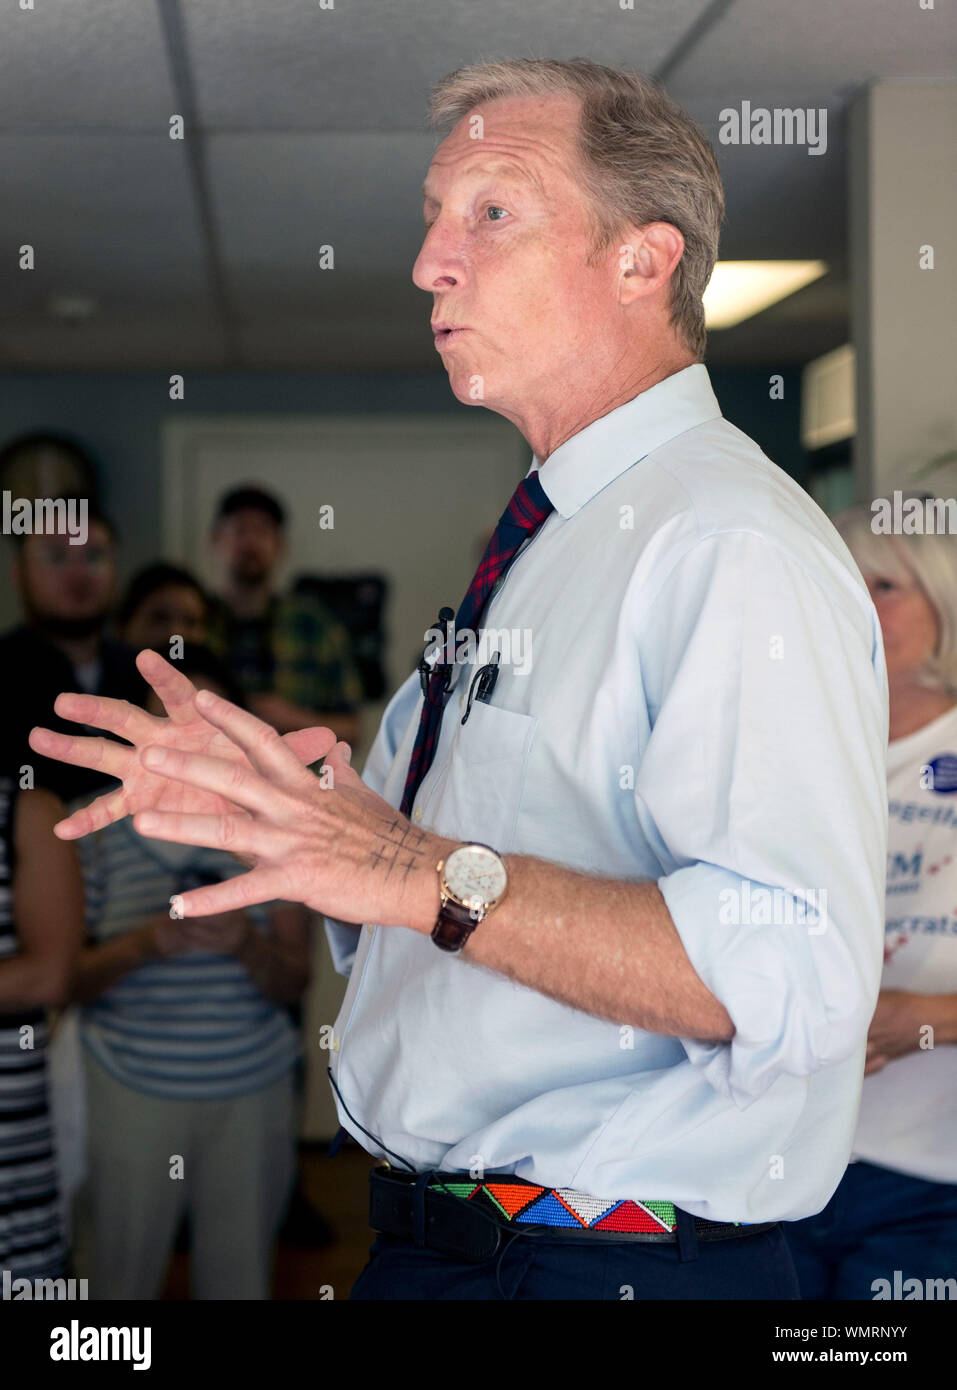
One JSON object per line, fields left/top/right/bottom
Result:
{"left": 400, "top": 471, "right": 554, "bottom": 817}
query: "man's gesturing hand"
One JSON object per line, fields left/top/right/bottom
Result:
{"left": 28, "top": 650, "right": 337, "bottom": 839}
{"left": 29, "top": 649, "right": 450, "bottom": 928}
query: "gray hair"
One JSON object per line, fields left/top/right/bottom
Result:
{"left": 428, "top": 58, "right": 725, "bottom": 360}
{"left": 835, "top": 494, "right": 957, "bottom": 699}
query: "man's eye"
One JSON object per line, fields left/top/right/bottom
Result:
{"left": 485, "top": 205, "right": 508, "bottom": 221}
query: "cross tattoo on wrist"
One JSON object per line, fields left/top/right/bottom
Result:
{"left": 368, "top": 815, "right": 430, "bottom": 881}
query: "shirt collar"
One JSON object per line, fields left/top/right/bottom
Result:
{"left": 527, "top": 363, "right": 722, "bottom": 519}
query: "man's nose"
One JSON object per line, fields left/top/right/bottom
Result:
{"left": 412, "top": 221, "right": 463, "bottom": 292}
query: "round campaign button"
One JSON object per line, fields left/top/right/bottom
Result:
{"left": 926, "top": 754, "right": 957, "bottom": 794}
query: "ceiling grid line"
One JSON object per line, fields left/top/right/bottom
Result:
{"left": 654, "top": 0, "right": 739, "bottom": 84}
{"left": 155, "top": 0, "right": 243, "bottom": 366}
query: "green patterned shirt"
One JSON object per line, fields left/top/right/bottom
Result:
{"left": 206, "top": 592, "right": 363, "bottom": 713}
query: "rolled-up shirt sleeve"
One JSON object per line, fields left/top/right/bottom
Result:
{"left": 633, "top": 529, "right": 888, "bottom": 1108}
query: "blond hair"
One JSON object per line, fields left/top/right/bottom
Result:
{"left": 428, "top": 58, "right": 725, "bottom": 359}
{"left": 835, "top": 494, "right": 957, "bottom": 698}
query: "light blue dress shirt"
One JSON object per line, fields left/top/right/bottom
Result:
{"left": 325, "top": 363, "right": 889, "bottom": 1223}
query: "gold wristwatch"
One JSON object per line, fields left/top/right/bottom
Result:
{"left": 432, "top": 842, "right": 508, "bottom": 952}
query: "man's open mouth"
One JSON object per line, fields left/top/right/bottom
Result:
{"left": 432, "top": 323, "right": 469, "bottom": 346}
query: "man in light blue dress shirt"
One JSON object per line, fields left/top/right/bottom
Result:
{"left": 32, "top": 59, "right": 888, "bottom": 1301}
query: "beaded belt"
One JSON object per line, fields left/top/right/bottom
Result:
{"left": 435, "top": 1175, "right": 683, "bottom": 1234}
{"left": 369, "top": 1165, "right": 772, "bottom": 1259}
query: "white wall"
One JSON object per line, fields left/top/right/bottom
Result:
{"left": 850, "top": 82, "right": 957, "bottom": 495}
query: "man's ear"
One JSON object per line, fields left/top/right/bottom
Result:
{"left": 617, "top": 222, "right": 685, "bottom": 306}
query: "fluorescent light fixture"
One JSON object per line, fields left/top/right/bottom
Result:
{"left": 703, "top": 260, "right": 827, "bottom": 329}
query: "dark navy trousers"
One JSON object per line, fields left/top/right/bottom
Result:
{"left": 349, "top": 1219, "right": 801, "bottom": 1300}
{"left": 784, "top": 1160, "right": 957, "bottom": 1300}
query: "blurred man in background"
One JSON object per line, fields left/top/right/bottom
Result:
{"left": 205, "top": 486, "right": 363, "bottom": 742}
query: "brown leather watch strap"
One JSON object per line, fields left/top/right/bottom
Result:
{"left": 431, "top": 899, "right": 480, "bottom": 953}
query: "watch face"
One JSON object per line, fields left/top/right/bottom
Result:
{"left": 445, "top": 844, "right": 507, "bottom": 911}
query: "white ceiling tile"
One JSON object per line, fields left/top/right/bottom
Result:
{"left": 667, "top": 0, "right": 957, "bottom": 100}
{"left": 207, "top": 132, "right": 436, "bottom": 305}
{"left": 184, "top": 0, "right": 713, "bottom": 130}
{"left": 0, "top": 0, "right": 177, "bottom": 128}
{"left": 8, "top": 0, "right": 944, "bottom": 367}
{"left": 0, "top": 135, "right": 209, "bottom": 305}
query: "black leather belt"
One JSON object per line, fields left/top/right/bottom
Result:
{"left": 368, "top": 1165, "right": 777, "bottom": 1263}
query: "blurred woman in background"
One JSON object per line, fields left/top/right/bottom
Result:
{"left": 0, "top": 769, "right": 83, "bottom": 1283}
{"left": 69, "top": 645, "right": 309, "bottom": 1299}
{"left": 116, "top": 562, "right": 209, "bottom": 654}
{"left": 785, "top": 493, "right": 957, "bottom": 1298}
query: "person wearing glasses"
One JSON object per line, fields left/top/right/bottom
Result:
{"left": 0, "top": 504, "right": 142, "bottom": 804}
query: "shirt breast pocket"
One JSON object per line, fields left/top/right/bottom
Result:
{"left": 431, "top": 698, "right": 538, "bottom": 852}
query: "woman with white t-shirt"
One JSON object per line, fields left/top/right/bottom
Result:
{"left": 785, "top": 497, "right": 957, "bottom": 1299}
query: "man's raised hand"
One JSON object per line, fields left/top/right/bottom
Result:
{"left": 27, "top": 649, "right": 338, "bottom": 840}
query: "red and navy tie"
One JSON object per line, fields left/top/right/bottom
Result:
{"left": 400, "top": 471, "right": 554, "bottom": 817}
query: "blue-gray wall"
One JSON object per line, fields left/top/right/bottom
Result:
{"left": 0, "top": 366, "right": 807, "bottom": 582}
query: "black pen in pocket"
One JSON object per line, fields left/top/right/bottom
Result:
{"left": 462, "top": 651, "right": 502, "bottom": 725}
